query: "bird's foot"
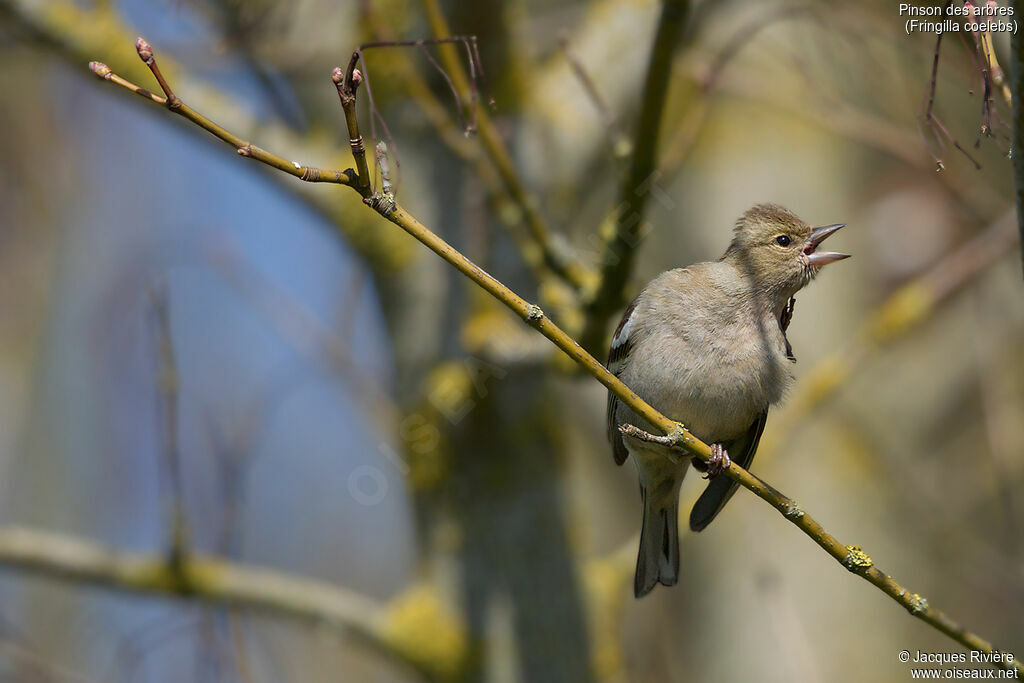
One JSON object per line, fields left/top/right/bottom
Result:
{"left": 692, "top": 443, "right": 731, "bottom": 479}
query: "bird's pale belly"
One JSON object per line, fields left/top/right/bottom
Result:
{"left": 648, "top": 382, "right": 761, "bottom": 444}
{"left": 623, "top": 329, "right": 792, "bottom": 443}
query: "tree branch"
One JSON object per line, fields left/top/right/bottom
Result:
{"left": 580, "top": 0, "right": 690, "bottom": 354}
{"left": 360, "top": 8, "right": 565, "bottom": 294}
{"left": 73, "top": 36, "right": 1024, "bottom": 676}
{"left": 0, "top": 526, "right": 413, "bottom": 671}
{"left": 89, "top": 40, "right": 357, "bottom": 188}
{"left": 419, "top": 0, "right": 591, "bottom": 293}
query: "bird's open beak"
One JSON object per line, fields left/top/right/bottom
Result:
{"left": 804, "top": 223, "right": 850, "bottom": 266}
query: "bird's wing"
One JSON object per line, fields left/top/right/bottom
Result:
{"left": 688, "top": 409, "right": 768, "bottom": 531}
{"left": 607, "top": 297, "right": 639, "bottom": 466}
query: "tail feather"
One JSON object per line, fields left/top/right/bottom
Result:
{"left": 688, "top": 475, "right": 738, "bottom": 532}
{"left": 634, "top": 484, "right": 682, "bottom": 597}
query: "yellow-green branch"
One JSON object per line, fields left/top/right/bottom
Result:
{"left": 0, "top": 526, "right": 408, "bottom": 668}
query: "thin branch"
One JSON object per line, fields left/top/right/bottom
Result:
{"left": 88, "top": 52, "right": 356, "bottom": 187}
{"left": 579, "top": 0, "right": 690, "bottom": 354}
{"left": 657, "top": 6, "right": 1005, "bottom": 220}
{"left": 557, "top": 35, "right": 631, "bottom": 158}
{"left": 147, "top": 282, "right": 188, "bottom": 566}
{"left": 204, "top": 240, "right": 402, "bottom": 433}
{"left": 979, "top": 28, "right": 1012, "bottom": 108}
{"left": 918, "top": 3, "right": 987, "bottom": 171}
{"left": 0, "top": 526, "right": 415, "bottom": 672}
{"left": 82, "top": 36, "right": 1024, "bottom": 675}
{"left": 359, "top": 36, "right": 485, "bottom": 136}
{"left": 420, "top": 0, "right": 591, "bottom": 292}
{"left": 331, "top": 53, "right": 372, "bottom": 196}
{"left": 360, "top": 6, "right": 565, "bottom": 293}
{"left": 360, "top": 3, "right": 479, "bottom": 164}
{"left": 698, "top": 4, "right": 816, "bottom": 94}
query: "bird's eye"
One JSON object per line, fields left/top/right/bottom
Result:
{"left": 775, "top": 235, "right": 792, "bottom": 247}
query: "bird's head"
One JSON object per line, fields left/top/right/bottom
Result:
{"left": 723, "top": 203, "right": 849, "bottom": 302}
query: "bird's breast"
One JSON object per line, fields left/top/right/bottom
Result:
{"left": 623, "top": 314, "right": 792, "bottom": 443}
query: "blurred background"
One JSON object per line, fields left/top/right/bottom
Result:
{"left": 0, "top": 0, "right": 1021, "bottom": 681}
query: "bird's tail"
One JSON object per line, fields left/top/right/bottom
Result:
{"left": 634, "top": 471, "right": 686, "bottom": 598}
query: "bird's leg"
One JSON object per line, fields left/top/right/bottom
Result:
{"left": 691, "top": 443, "right": 731, "bottom": 479}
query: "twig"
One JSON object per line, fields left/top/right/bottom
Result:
{"left": 204, "top": 240, "right": 401, "bottom": 432}
{"left": 617, "top": 424, "right": 1020, "bottom": 675}
{"left": 557, "top": 35, "right": 631, "bottom": 158}
{"left": 979, "top": 28, "right": 1012, "bottom": 108}
{"left": 0, "top": 526, "right": 418, "bottom": 673}
{"left": 331, "top": 53, "right": 372, "bottom": 196}
{"left": 655, "top": 6, "right": 1005, "bottom": 219}
{"left": 0, "top": 623, "right": 93, "bottom": 683}
{"left": 698, "top": 5, "right": 816, "bottom": 94}
{"left": 580, "top": 0, "right": 690, "bottom": 354}
{"left": 88, "top": 50, "right": 356, "bottom": 187}
{"left": 919, "top": 11, "right": 984, "bottom": 171}
{"left": 360, "top": 3, "right": 480, "bottom": 164}
{"left": 359, "top": 36, "right": 486, "bottom": 136}
{"left": 84, "top": 36, "right": 1024, "bottom": 674}
{"left": 359, "top": 5, "right": 567, "bottom": 293}
{"left": 147, "top": 282, "right": 189, "bottom": 569}
{"left": 420, "top": 0, "right": 591, "bottom": 292}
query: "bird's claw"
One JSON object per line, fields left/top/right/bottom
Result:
{"left": 702, "top": 443, "right": 731, "bottom": 479}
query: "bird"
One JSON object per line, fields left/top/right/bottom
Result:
{"left": 606, "top": 204, "right": 849, "bottom": 597}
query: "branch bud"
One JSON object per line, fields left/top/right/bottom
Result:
{"left": 331, "top": 67, "right": 345, "bottom": 85}
{"left": 136, "top": 37, "right": 154, "bottom": 64}
{"left": 351, "top": 69, "right": 362, "bottom": 89}
{"left": 89, "top": 61, "right": 112, "bottom": 80}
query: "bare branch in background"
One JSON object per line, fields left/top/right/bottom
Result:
{"left": 919, "top": 1, "right": 1015, "bottom": 170}
{"left": 580, "top": 0, "right": 690, "bottom": 353}
{"left": 0, "top": 527, "right": 417, "bottom": 675}
{"left": 558, "top": 35, "right": 631, "bottom": 158}
{"left": 148, "top": 282, "right": 188, "bottom": 567}
{"left": 88, "top": 47, "right": 356, "bottom": 187}
{"left": 920, "top": 19, "right": 983, "bottom": 171}
{"left": 420, "top": 0, "right": 592, "bottom": 292}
